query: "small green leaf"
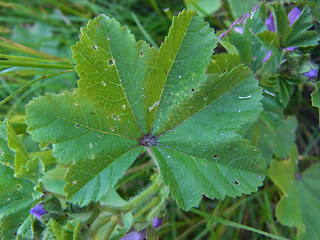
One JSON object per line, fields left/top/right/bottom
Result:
{"left": 184, "top": 0, "right": 221, "bottom": 17}
{"left": 47, "top": 219, "right": 81, "bottom": 240}
{"left": 0, "top": 164, "right": 40, "bottom": 240}
{"left": 245, "top": 117, "right": 297, "bottom": 164}
{"left": 0, "top": 120, "right": 15, "bottom": 168}
{"left": 42, "top": 165, "right": 67, "bottom": 196}
{"left": 311, "top": 82, "right": 320, "bottom": 126}
{"left": 284, "top": 5, "right": 320, "bottom": 48}
{"left": 0, "top": 120, "right": 44, "bottom": 184}
{"left": 221, "top": 7, "right": 269, "bottom": 70}
{"left": 226, "top": 0, "right": 259, "bottom": 19}
{"left": 269, "top": 4, "right": 291, "bottom": 46}
{"left": 268, "top": 147, "right": 320, "bottom": 239}
{"left": 17, "top": 215, "right": 34, "bottom": 239}
{"left": 257, "top": 30, "right": 280, "bottom": 49}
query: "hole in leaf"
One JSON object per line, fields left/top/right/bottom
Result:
{"left": 140, "top": 50, "right": 144, "bottom": 56}
{"left": 191, "top": 88, "right": 195, "bottom": 92}
{"left": 233, "top": 180, "right": 240, "bottom": 185}
{"left": 108, "top": 59, "right": 115, "bottom": 66}
{"left": 213, "top": 155, "right": 218, "bottom": 159}
{"left": 92, "top": 45, "right": 97, "bottom": 50}
{"left": 112, "top": 114, "right": 120, "bottom": 121}
{"left": 122, "top": 105, "right": 126, "bottom": 110}
{"left": 73, "top": 103, "right": 78, "bottom": 107}
{"left": 16, "top": 184, "right": 22, "bottom": 190}
{"left": 75, "top": 123, "right": 80, "bottom": 127}
{"left": 110, "top": 127, "right": 114, "bottom": 132}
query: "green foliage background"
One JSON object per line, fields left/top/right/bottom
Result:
{"left": 0, "top": 0, "right": 319, "bottom": 239}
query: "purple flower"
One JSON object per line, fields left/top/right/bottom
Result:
{"left": 153, "top": 216, "right": 162, "bottom": 228}
{"left": 263, "top": 50, "right": 272, "bottom": 63}
{"left": 234, "top": 27, "right": 244, "bottom": 34}
{"left": 121, "top": 216, "right": 163, "bottom": 239}
{"left": 30, "top": 203, "right": 48, "bottom": 221}
{"left": 120, "top": 230, "right": 146, "bottom": 240}
{"left": 265, "top": 13, "right": 276, "bottom": 32}
{"left": 263, "top": 7, "right": 301, "bottom": 62}
{"left": 265, "top": 7, "right": 301, "bottom": 33}
{"left": 303, "top": 68, "right": 317, "bottom": 79}
{"left": 288, "top": 7, "right": 301, "bottom": 26}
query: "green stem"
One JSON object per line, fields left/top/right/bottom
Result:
{"left": 133, "top": 196, "right": 160, "bottom": 218}
{"left": 190, "top": 208, "right": 289, "bottom": 240}
{"left": 263, "top": 191, "right": 279, "bottom": 235}
{"left": 121, "top": 178, "right": 163, "bottom": 212}
{"left": 104, "top": 215, "right": 119, "bottom": 240}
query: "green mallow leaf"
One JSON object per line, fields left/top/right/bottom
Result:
{"left": 0, "top": 120, "right": 15, "bottom": 168}
{"left": 245, "top": 116, "right": 297, "bottom": 164}
{"left": 0, "top": 164, "right": 40, "bottom": 240}
{"left": 311, "top": 82, "right": 320, "bottom": 126}
{"left": 221, "top": 6, "right": 269, "bottom": 71}
{"left": 47, "top": 218, "right": 81, "bottom": 240}
{"left": 226, "top": 0, "right": 259, "bottom": 19}
{"left": 284, "top": 5, "right": 320, "bottom": 48}
{"left": 0, "top": 119, "right": 44, "bottom": 184}
{"left": 268, "top": 147, "right": 320, "bottom": 240}
{"left": 184, "top": 0, "right": 221, "bottom": 17}
{"left": 26, "top": 11, "right": 265, "bottom": 210}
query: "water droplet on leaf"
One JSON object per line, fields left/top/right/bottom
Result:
{"left": 101, "top": 81, "right": 106, "bottom": 86}
{"left": 238, "top": 95, "right": 252, "bottom": 100}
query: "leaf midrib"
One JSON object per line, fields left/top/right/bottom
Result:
{"left": 149, "top": 11, "right": 195, "bottom": 135}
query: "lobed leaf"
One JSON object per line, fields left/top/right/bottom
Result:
{"left": 0, "top": 164, "right": 39, "bottom": 240}
{"left": 268, "top": 147, "right": 320, "bottom": 239}
{"left": 26, "top": 11, "right": 265, "bottom": 209}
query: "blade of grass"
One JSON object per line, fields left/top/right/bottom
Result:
{"left": 131, "top": 11, "right": 159, "bottom": 48}
{"left": 190, "top": 208, "right": 290, "bottom": 240}
{"left": 0, "top": 60, "right": 74, "bottom": 69}
{"left": 0, "top": 54, "right": 67, "bottom": 63}
{"left": 0, "top": 36, "right": 68, "bottom": 61}
{"left": 0, "top": 70, "right": 74, "bottom": 106}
